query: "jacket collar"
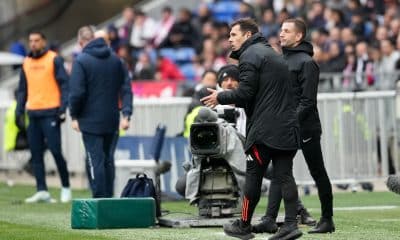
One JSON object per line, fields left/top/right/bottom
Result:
{"left": 229, "top": 32, "right": 266, "bottom": 60}
{"left": 28, "top": 48, "right": 49, "bottom": 59}
{"left": 282, "top": 41, "right": 314, "bottom": 57}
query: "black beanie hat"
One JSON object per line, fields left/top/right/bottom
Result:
{"left": 217, "top": 64, "right": 240, "bottom": 86}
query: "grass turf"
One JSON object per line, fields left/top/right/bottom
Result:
{"left": 0, "top": 183, "right": 399, "bottom": 240}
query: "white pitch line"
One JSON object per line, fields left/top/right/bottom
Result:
{"left": 375, "top": 219, "right": 400, "bottom": 222}
{"left": 333, "top": 206, "right": 398, "bottom": 211}
{"left": 307, "top": 205, "right": 398, "bottom": 211}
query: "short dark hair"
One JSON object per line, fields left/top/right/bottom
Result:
{"left": 162, "top": 6, "right": 172, "bottom": 13}
{"left": 29, "top": 30, "right": 46, "bottom": 40}
{"left": 201, "top": 69, "right": 217, "bottom": 79}
{"left": 230, "top": 18, "right": 259, "bottom": 35}
{"left": 283, "top": 18, "right": 307, "bottom": 42}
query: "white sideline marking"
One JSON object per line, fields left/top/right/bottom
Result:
{"left": 308, "top": 205, "right": 398, "bottom": 211}
{"left": 333, "top": 206, "right": 398, "bottom": 211}
{"left": 375, "top": 219, "right": 400, "bottom": 222}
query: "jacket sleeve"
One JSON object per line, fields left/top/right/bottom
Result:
{"left": 120, "top": 62, "right": 133, "bottom": 118}
{"left": 297, "top": 60, "right": 319, "bottom": 121}
{"left": 54, "top": 56, "right": 69, "bottom": 113}
{"left": 15, "top": 69, "right": 27, "bottom": 116}
{"left": 68, "top": 60, "right": 86, "bottom": 119}
{"left": 217, "top": 51, "right": 260, "bottom": 107}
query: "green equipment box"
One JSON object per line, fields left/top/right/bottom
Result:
{"left": 71, "top": 198, "right": 155, "bottom": 229}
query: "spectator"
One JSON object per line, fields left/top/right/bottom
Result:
{"left": 9, "top": 39, "right": 26, "bottom": 57}
{"left": 192, "top": 3, "right": 213, "bottom": 34}
{"left": 343, "top": 49, "right": 357, "bottom": 89}
{"left": 69, "top": 26, "right": 133, "bottom": 198}
{"left": 341, "top": 27, "right": 357, "bottom": 45}
{"left": 117, "top": 44, "right": 134, "bottom": 78}
{"left": 354, "top": 41, "right": 374, "bottom": 90}
{"left": 324, "top": 8, "right": 347, "bottom": 30}
{"left": 286, "top": 0, "right": 307, "bottom": 19}
{"left": 9, "top": 39, "right": 26, "bottom": 69}
{"left": 325, "top": 41, "right": 346, "bottom": 72}
{"left": 16, "top": 31, "right": 71, "bottom": 203}
{"left": 134, "top": 51, "right": 156, "bottom": 80}
{"left": 107, "top": 25, "right": 120, "bottom": 52}
{"left": 118, "top": 6, "right": 135, "bottom": 44}
{"left": 235, "top": 2, "right": 256, "bottom": 20}
{"left": 307, "top": 1, "right": 326, "bottom": 31}
{"left": 349, "top": 10, "right": 367, "bottom": 41}
{"left": 377, "top": 39, "right": 400, "bottom": 89}
{"left": 260, "top": 9, "right": 280, "bottom": 40}
{"left": 153, "top": 6, "right": 175, "bottom": 48}
{"left": 155, "top": 55, "right": 185, "bottom": 81}
{"left": 369, "top": 44, "right": 382, "bottom": 85}
{"left": 129, "top": 10, "right": 156, "bottom": 51}
{"left": 160, "top": 8, "right": 199, "bottom": 48}
{"left": 194, "top": 69, "right": 218, "bottom": 93}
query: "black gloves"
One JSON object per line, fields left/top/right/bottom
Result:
{"left": 58, "top": 111, "right": 66, "bottom": 123}
{"left": 15, "top": 114, "right": 26, "bottom": 130}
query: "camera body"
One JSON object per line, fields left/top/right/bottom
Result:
{"left": 188, "top": 107, "right": 243, "bottom": 218}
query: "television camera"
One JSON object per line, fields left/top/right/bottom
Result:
{"left": 186, "top": 106, "right": 246, "bottom": 218}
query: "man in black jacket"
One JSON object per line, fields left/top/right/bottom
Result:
{"left": 202, "top": 18, "right": 302, "bottom": 240}
{"left": 255, "top": 18, "right": 335, "bottom": 234}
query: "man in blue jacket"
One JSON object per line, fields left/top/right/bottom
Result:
{"left": 69, "top": 25, "right": 133, "bottom": 198}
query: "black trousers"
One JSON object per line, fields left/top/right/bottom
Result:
{"left": 241, "top": 144, "right": 298, "bottom": 226}
{"left": 266, "top": 135, "right": 333, "bottom": 219}
{"left": 28, "top": 115, "right": 70, "bottom": 191}
{"left": 82, "top": 131, "right": 119, "bottom": 198}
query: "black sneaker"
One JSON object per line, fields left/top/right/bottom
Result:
{"left": 308, "top": 217, "right": 335, "bottom": 234}
{"left": 268, "top": 222, "right": 302, "bottom": 240}
{"left": 223, "top": 219, "right": 254, "bottom": 240}
{"left": 252, "top": 216, "right": 278, "bottom": 233}
{"left": 297, "top": 207, "right": 316, "bottom": 226}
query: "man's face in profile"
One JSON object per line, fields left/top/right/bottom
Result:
{"left": 229, "top": 25, "right": 249, "bottom": 51}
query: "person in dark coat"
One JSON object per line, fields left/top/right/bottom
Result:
{"left": 201, "top": 18, "right": 302, "bottom": 240}
{"left": 256, "top": 18, "right": 335, "bottom": 235}
{"left": 69, "top": 26, "right": 133, "bottom": 198}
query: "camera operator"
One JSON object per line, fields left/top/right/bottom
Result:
{"left": 176, "top": 65, "right": 268, "bottom": 204}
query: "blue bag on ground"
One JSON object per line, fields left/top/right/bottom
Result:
{"left": 121, "top": 173, "right": 161, "bottom": 217}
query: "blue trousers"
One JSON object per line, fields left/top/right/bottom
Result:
{"left": 82, "top": 131, "right": 119, "bottom": 198}
{"left": 27, "top": 115, "right": 70, "bottom": 191}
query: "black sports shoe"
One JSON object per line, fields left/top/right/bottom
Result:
{"left": 268, "top": 222, "right": 302, "bottom": 240}
{"left": 297, "top": 207, "right": 316, "bottom": 226}
{"left": 252, "top": 216, "right": 278, "bottom": 233}
{"left": 308, "top": 217, "right": 335, "bottom": 234}
{"left": 223, "top": 219, "right": 254, "bottom": 240}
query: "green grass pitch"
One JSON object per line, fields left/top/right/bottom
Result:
{"left": 0, "top": 183, "right": 399, "bottom": 240}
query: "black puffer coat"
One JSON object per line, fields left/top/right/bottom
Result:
{"left": 217, "top": 33, "right": 299, "bottom": 151}
{"left": 282, "top": 41, "right": 322, "bottom": 138}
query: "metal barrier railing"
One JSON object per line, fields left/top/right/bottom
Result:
{"left": 319, "top": 72, "right": 400, "bottom": 92}
{"left": 293, "top": 90, "right": 399, "bottom": 184}
{"left": 0, "top": 97, "right": 191, "bottom": 173}
{"left": 0, "top": 92, "right": 398, "bottom": 187}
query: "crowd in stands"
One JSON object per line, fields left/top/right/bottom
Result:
{"left": 8, "top": 0, "right": 400, "bottom": 94}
